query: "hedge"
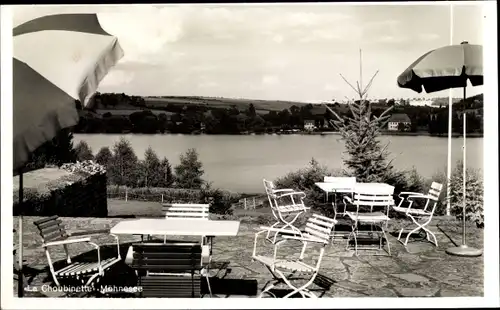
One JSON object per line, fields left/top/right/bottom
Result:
{"left": 13, "top": 166, "right": 108, "bottom": 217}
{"left": 106, "top": 185, "right": 242, "bottom": 215}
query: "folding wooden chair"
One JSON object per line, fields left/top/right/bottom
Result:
{"left": 33, "top": 216, "right": 121, "bottom": 287}
{"left": 131, "top": 243, "right": 205, "bottom": 298}
{"left": 393, "top": 182, "right": 443, "bottom": 247}
{"left": 323, "top": 176, "right": 357, "bottom": 221}
{"left": 263, "top": 179, "right": 310, "bottom": 243}
{"left": 344, "top": 190, "right": 394, "bottom": 256}
{"left": 252, "top": 214, "right": 336, "bottom": 298}
{"left": 161, "top": 203, "right": 210, "bottom": 245}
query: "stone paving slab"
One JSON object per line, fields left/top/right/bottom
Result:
{"left": 13, "top": 216, "right": 484, "bottom": 298}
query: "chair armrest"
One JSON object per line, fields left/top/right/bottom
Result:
{"left": 43, "top": 237, "right": 91, "bottom": 247}
{"left": 277, "top": 191, "right": 306, "bottom": 198}
{"left": 273, "top": 189, "right": 295, "bottom": 193}
{"left": 282, "top": 234, "right": 325, "bottom": 244}
{"left": 256, "top": 226, "right": 301, "bottom": 235}
{"left": 407, "top": 194, "right": 433, "bottom": 200}
{"left": 67, "top": 228, "right": 110, "bottom": 237}
{"left": 343, "top": 196, "right": 353, "bottom": 204}
{"left": 399, "top": 191, "right": 424, "bottom": 197}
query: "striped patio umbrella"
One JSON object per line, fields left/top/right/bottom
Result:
{"left": 397, "top": 41, "right": 483, "bottom": 258}
{"left": 13, "top": 13, "right": 124, "bottom": 296}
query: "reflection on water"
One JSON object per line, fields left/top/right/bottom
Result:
{"left": 75, "top": 134, "right": 483, "bottom": 193}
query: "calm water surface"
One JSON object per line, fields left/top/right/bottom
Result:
{"left": 74, "top": 134, "right": 483, "bottom": 193}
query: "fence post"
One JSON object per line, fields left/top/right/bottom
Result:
{"left": 161, "top": 194, "right": 164, "bottom": 203}
{"left": 253, "top": 197, "right": 256, "bottom": 209}
{"left": 244, "top": 198, "right": 247, "bottom": 210}
{"left": 125, "top": 187, "right": 128, "bottom": 202}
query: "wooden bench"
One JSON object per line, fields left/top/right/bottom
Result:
{"left": 131, "top": 243, "right": 203, "bottom": 298}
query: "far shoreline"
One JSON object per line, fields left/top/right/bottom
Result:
{"left": 74, "top": 131, "right": 484, "bottom": 138}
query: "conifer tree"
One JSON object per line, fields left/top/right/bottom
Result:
{"left": 325, "top": 50, "right": 403, "bottom": 184}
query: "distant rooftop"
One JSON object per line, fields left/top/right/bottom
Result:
{"left": 389, "top": 113, "right": 411, "bottom": 123}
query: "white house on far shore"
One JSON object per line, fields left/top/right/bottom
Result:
{"left": 388, "top": 113, "right": 411, "bottom": 131}
{"left": 304, "top": 120, "right": 316, "bottom": 131}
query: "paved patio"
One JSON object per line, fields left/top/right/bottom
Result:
{"left": 13, "top": 215, "right": 483, "bottom": 298}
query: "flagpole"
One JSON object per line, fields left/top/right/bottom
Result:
{"left": 446, "top": 4, "right": 454, "bottom": 216}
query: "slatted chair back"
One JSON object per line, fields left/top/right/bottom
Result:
{"left": 302, "top": 214, "right": 337, "bottom": 244}
{"left": 162, "top": 204, "right": 209, "bottom": 220}
{"left": 427, "top": 182, "right": 443, "bottom": 202}
{"left": 263, "top": 179, "right": 276, "bottom": 198}
{"left": 33, "top": 216, "right": 69, "bottom": 245}
{"left": 354, "top": 187, "right": 394, "bottom": 216}
{"left": 353, "top": 192, "right": 395, "bottom": 209}
{"left": 424, "top": 182, "right": 443, "bottom": 212}
{"left": 131, "top": 244, "right": 202, "bottom": 298}
{"left": 263, "top": 179, "right": 279, "bottom": 209}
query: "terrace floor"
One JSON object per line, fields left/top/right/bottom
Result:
{"left": 13, "top": 211, "right": 484, "bottom": 298}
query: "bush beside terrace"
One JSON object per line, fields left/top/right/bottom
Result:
{"left": 13, "top": 162, "right": 108, "bottom": 217}
{"left": 273, "top": 158, "right": 484, "bottom": 228}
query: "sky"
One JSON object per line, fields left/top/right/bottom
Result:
{"left": 12, "top": 3, "right": 486, "bottom": 102}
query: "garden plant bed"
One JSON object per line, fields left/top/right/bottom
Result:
{"left": 13, "top": 199, "right": 484, "bottom": 298}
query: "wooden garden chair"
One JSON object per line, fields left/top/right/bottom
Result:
{"left": 131, "top": 243, "right": 205, "bottom": 298}
{"left": 393, "top": 182, "right": 443, "bottom": 247}
{"left": 33, "top": 216, "right": 121, "bottom": 287}
{"left": 252, "top": 214, "right": 336, "bottom": 298}
{"left": 344, "top": 190, "right": 394, "bottom": 256}
{"left": 263, "top": 179, "right": 310, "bottom": 243}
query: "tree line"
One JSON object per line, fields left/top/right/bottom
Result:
{"left": 75, "top": 138, "right": 205, "bottom": 189}
{"left": 73, "top": 92, "right": 484, "bottom": 135}
{"left": 23, "top": 130, "right": 206, "bottom": 190}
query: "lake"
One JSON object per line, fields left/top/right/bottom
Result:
{"left": 74, "top": 134, "right": 483, "bottom": 193}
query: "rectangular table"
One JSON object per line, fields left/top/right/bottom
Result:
{"left": 114, "top": 219, "right": 240, "bottom": 297}
{"left": 111, "top": 218, "right": 240, "bottom": 237}
{"left": 315, "top": 182, "right": 395, "bottom": 196}
{"left": 315, "top": 182, "right": 356, "bottom": 206}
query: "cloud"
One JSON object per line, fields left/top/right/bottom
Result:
{"left": 198, "top": 81, "right": 219, "bottom": 88}
{"left": 373, "top": 35, "right": 409, "bottom": 44}
{"left": 324, "top": 83, "right": 338, "bottom": 92}
{"left": 262, "top": 75, "right": 280, "bottom": 85}
{"left": 418, "top": 33, "right": 440, "bottom": 41}
{"left": 99, "top": 69, "right": 135, "bottom": 87}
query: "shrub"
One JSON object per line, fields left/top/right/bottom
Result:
{"left": 199, "top": 183, "right": 241, "bottom": 215}
{"left": 448, "top": 161, "right": 484, "bottom": 228}
{"left": 274, "top": 158, "right": 344, "bottom": 215}
{"left": 14, "top": 168, "right": 107, "bottom": 217}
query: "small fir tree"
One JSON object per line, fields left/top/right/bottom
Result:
{"left": 109, "top": 137, "right": 139, "bottom": 187}
{"left": 159, "top": 157, "right": 174, "bottom": 188}
{"left": 74, "top": 141, "right": 94, "bottom": 161}
{"left": 325, "top": 50, "right": 404, "bottom": 185}
{"left": 174, "top": 148, "right": 204, "bottom": 189}
{"left": 95, "top": 146, "right": 113, "bottom": 167}
{"left": 139, "top": 147, "right": 162, "bottom": 187}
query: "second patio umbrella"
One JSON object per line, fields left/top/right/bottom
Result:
{"left": 397, "top": 41, "right": 483, "bottom": 257}
{"left": 13, "top": 13, "right": 124, "bottom": 296}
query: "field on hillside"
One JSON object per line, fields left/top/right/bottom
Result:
{"left": 144, "top": 96, "right": 312, "bottom": 112}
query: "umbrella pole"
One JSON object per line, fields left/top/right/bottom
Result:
{"left": 445, "top": 86, "right": 483, "bottom": 257}
{"left": 18, "top": 169, "right": 24, "bottom": 297}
